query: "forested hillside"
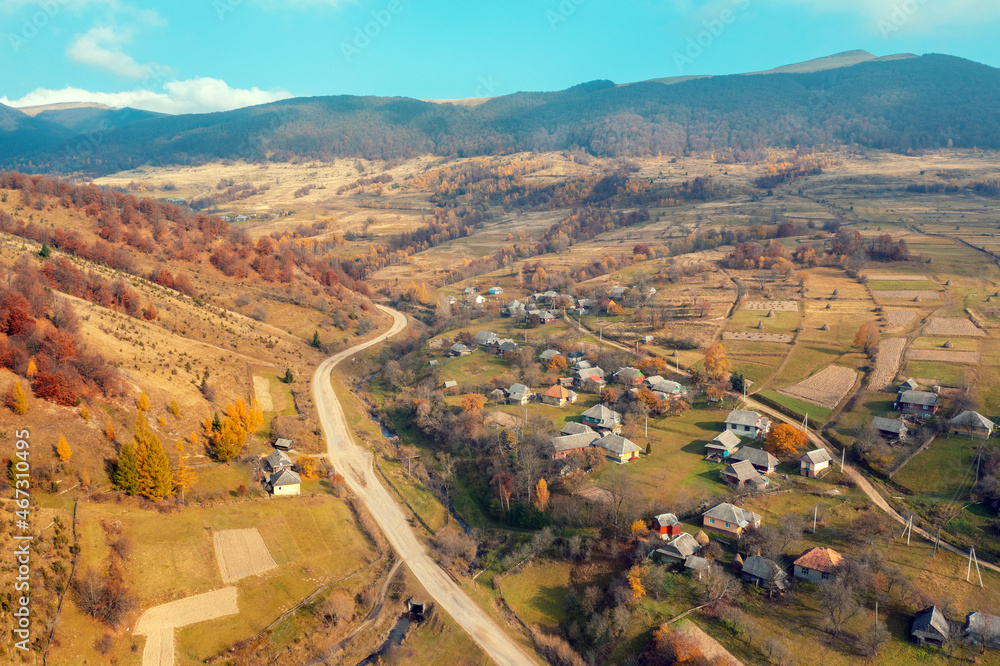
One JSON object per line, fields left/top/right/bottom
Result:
{"left": 3, "top": 54, "right": 999, "bottom": 175}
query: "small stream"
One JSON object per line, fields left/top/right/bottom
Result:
{"left": 356, "top": 614, "right": 414, "bottom": 665}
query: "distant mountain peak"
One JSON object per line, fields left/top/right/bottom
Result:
{"left": 18, "top": 102, "right": 116, "bottom": 117}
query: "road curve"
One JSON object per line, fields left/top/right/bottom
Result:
{"left": 312, "top": 305, "right": 539, "bottom": 666}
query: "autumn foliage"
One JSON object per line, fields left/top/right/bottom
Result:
{"left": 703, "top": 342, "right": 732, "bottom": 382}
{"left": 766, "top": 423, "right": 809, "bottom": 459}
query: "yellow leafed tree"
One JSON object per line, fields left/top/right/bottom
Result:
{"left": 8, "top": 382, "right": 28, "bottom": 415}
{"left": 137, "top": 391, "right": 150, "bottom": 412}
{"left": 56, "top": 435, "right": 72, "bottom": 462}
{"left": 534, "top": 478, "right": 549, "bottom": 511}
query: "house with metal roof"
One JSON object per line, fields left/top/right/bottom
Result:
{"left": 872, "top": 416, "right": 910, "bottom": 440}
{"left": 949, "top": 411, "right": 995, "bottom": 439}
{"left": 580, "top": 404, "right": 622, "bottom": 433}
{"left": 911, "top": 606, "right": 950, "bottom": 647}
{"left": 652, "top": 513, "right": 682, "bottom": 539}
{"left": 900, "top": 378, "right": 920, "bottom": 392}
{"left": 264, "top": 450, "right": 293, "bottom": 474}
{"left": 654, "top": 532, "right": 701, "bottom": 566}
{"left": 646, "top": 376, "right": 687, "bottom": 396}
{"left": 721, "top": 460, "right": 767, "bottom": 489}
{"left": 560, "top": 422, "right": 594, "bottom": 437}
{"left": 730, "top": 447, "right": 779, "bottom": 474}
{"left": 273, "top": 438, "right": 294, "bottom": 451}
{"left": 540, "top": 349, "right": 562, "bottom": 363}
{"left": 442, "top": 380, "right": 458, "bottom": 390}
{"left": 965, "top": 611, "right": 1000, "bottom": 648}
{"left": 574, "top": 367, "right": 607, "bottom": 389}
{"left": 741, "top": 555, "right": 788, "bottom": 592}
{"left": 448, "top": 343, "right": 471, "bottom": 357}
{"left": 269, "top": 469, "right": 301, "bottom": 496}
{"left": 799, "top": 449, "right": 832, "bottom": 478}
{"left": 614, "top": 367, "right": 646, "bottom": 386}
{"left": 895, "top": 389, "right": 939, "bottom": 415}
{"left": 705, "top": 431, "right": 741, "bottom": 460}
{"left": 474, "top": 331, "right": 499, "bottom": 346}
{"left": 724, "top": 410, "right": 771, "bottom": 439}
{"left": 549, "top": 432, "right": 600, "bottom": 459}
{"left": 595, "top": 434, "right": 642, "bottom": 463}
{"left": 507, "top": 383, "right": 533, "bottom": 405}
{"left": 702, "top": 503, "right": 762, "bottom": 536}
{"left": 536, "top": 311, "right": 557, "bottom": 324}
{"left": 793, "top": 547, "right": 843, "bottom": 583}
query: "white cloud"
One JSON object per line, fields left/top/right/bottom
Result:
{"left": 1, "top": 78, "right": 293, "bottom": 115}
{"left": 67, "top": 26, "right": 163, "bottom": 79}
{"left": 770, "top": 0, "right": 1000, "bottom": 34}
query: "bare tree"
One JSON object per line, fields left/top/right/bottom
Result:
{"left": 818, "top": 578, "right": 859, "bottom": 636}
{"left": 698, "top": 564, "right": 741, "bottom": 606}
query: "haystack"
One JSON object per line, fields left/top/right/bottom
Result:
{"left": 945, "top": 280, "right": 953, "bottom": 286}
{"left": 820, "top": 323, "right": 830, "bottom": 331}
{"left": 767, "top": 309, "right": 775, "bottom": 318}
{"left": 756, "top": 321, "right": 765, "bottom": 329}
{"left": 943, "top": 340, "right": 954, "bottom": 348}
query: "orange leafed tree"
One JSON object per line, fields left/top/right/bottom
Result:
{"left": 547, "top": 355, "right": 568, "bottom": 372}
{"left": 534, "top": 478, "right": 549, "bottom": 511}
{"left": 854, "top": 320, "right": 880, "bottom": 356}
{"left": 704, "top": 342, "right": 732, "bottom": 382}
{"left": 460, "top": 393, "right": 486, "bottom": 414}
{"left": 766, "top": 423, "right": 809, "bottom": 459}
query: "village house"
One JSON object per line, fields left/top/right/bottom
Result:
{"left": 730, "top": 447, "right": 779, "bottom": 475}
{"left": 608, "top": 286, "right": 628, "bottom": 299}
{"left": 595, "top": 433, "right": 642, "bottom": 463}
{"left": 614, "top": 367, "right": 646, "bottom": 386}
{"left": 541, "top": 384, "right": 578, "bottom": 407}
{"left": 474, "top": 331, "right": 498, "bottom": 347}
{"left": 965, "top": 612, "right": 1000, "bottom": 649}
{"left": 702, "top": 503, "right": 762, "bottom": 536}
{"left": 949, "top": 411, "right": 995, "bottom": 438}
{"left": 574, "top": 367, "right": 607, "bottom": 389}
{"left": 442, "top": 380, "right": 458, "bottom": 391}
{"left": 793, "top": 547, "right": 843, "bottom": 583}
{"left": 269, "top": 469, "right": 301, "bottom": 496}
{"left": 273, "top": 438, "right": 294, "bottom": 451}
{"left": 467, "top": 293, "right": 486, "bottom": 305}
{"left": 540, "top": 349, "right": 562, "bottom": 363}
{"left": 448, "top": 342, "right": 471, "bottom": 357}
{"left": 741, "top": 555, "right": 789, "bottom": 592}
{"left": 502, "top": 300, "right": 526, "bottom": 318}
{"left": 705, "top": 430, "right": 741, "bottom": 460}
{"left": 900, "top": 378, "right": 920, "bottom": 392}
{"left": 895, "top": 389, "right": 939, "bottom": 415}
{"left": 264, "top": 450, "right": 293, "bottom": 474}
{"left": 872, "top": 416, "right": 910, "bottom": 441}
{"left": 487, "top": 286, "right": 504, "bottom": 295}
{"left": 580, "top": 404, "right": 622, "bottom": 433}
{"left": 724, "top": 410, "right": 771, "bottom": 439}
{"left": 799, "top": 449, "right": 832, "bottom": 478}
{"left": 645, "top": 376, "right": 687, "bottom": 397}
{"left": 684, "top": 556, "right": 711, "bottom": 579}
{"left": 507, "top": 383, "right": 533, "bottom": 405}
{"left": 536, "top": 311, "right": 557, "bottom": 324}
{"left": 542, "top": 290, "right": 559, "bottom": 302}
{"left": 911, "top": 606, "right": 950, "bottom": 647}
{"left": 652, "top": 513, "right": 682, "bottom": 539}
{"left": 561, "top": 422, "right": 594, "bottom": 436}
{"left": 654, "top": 532, "right": 701, "bottom": 566}
{"left": 721, "top": 460, "right": 768, "bottom": 489}
{"left": 548, "top": 432, "right": 599, "bottom": 459}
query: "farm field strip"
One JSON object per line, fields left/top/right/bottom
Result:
{"left": 884, "top": 310, "right": 918, "bottom": 329}
{"left": 723, "top": 331, "right": 793, "bottom": 343}
{"left": 906, "top": 349, "right": 981, "bottom": 364}
{"left": 924, "top": 317, "right": 986, "bottom": 337}
{"left": 742, "top": 300, "right": 798, "bottom": 311}
{"left": 873, "top": 290, "right": 940, "bottom": 299}
{"left": 869, "top": 337, "right": 907, "bottom": 390}
{"left": 777, "top": 365, "right": 858, "bottom": 409}
{"left": 213, "top": 528, "right": 279, "bottom": 583}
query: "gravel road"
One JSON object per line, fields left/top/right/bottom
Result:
{"left": 312, "top": 305, "right": 538, "bottom": 666}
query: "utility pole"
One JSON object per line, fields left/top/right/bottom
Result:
{"left": 840, "top": 447, "right": 845, "bottom": 473}
{"left": 813, "top": 504, "right": 818, "bottom": 534}
{"left": 933, "top": 524, "right": 942, "bottom": 558}
{"left": 905, "top": 515, "right": 913, "bottom": 546}
{"left": 645, "top": 415, "right": 648, "bottom": 438}
{"left": 967, "top": 547, "right": 984, "bottom": 587}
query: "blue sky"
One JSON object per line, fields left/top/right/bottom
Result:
{"left": 2, "top": 0, "right": 999, "bottom": 114}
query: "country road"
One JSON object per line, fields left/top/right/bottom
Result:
{"left": 569, "top": 315, "right": 999, "bottom": 573}
{"left": 312, "top": 305, "right": 539, "bottom": 666}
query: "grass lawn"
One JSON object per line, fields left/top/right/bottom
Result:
{"left": 757, "top": 389, "right": 833, "bottom": 424}
{"left": 58, "top": 496, "right": 378, "bottom": 665}
{"left": 728, "top": 308, "right": 802, "bottom": 334}
{"left": 893, "top": 435, "right": 981, "bottom": 497}
{"left": 769, "top": 342, "right": 846, "bottom": 389}
{"left": 868, "top": 280, "right": 940, "bottom": 291}
{"left": 590, "top": 405, "right": 733, "bottom": 508}
{"left": 501, "top": 561, "right": 575, "bottom": 630}
{"left": 902, "top": 360, "right": 968, "bottom": 388}
{"left": 910, "top": 336, "right": 979, "bottom": 352}
{"left": 438, "top": 351, "right": 513, "bottom": 386}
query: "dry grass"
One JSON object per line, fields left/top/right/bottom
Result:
{"left": 741, "top": 300, "right": 798, "bottom": 312}
{"left": 924, "top": 317, "right": 986, "bottom": 337}
{"left": 723, "top": 331, "right": 793, "bottom": 343}
{"left": 777, "top": 365, "right": 858, "bottom": 409}
{"left": 213, "top": 528, "right": 278, "bottom": 583}
{"left": 872, "top": 290, "right": 940, "bottom": 299}
{"left": 906, "top": 349, "right": 981, "bottom": 364}
{"left": 869, "top": 337, "right": 907, "bottom": 391}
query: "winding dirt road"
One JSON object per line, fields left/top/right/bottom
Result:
{"left": 312, "top": 305, "right": 538, "bottom": 666}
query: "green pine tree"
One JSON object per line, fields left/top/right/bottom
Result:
{"left": 312, "top": 331, "right": 322, "bottom": 349}
{"left": 113, "top": 441, "right": 141, "bottom": 495}
{"left": 645, "top": 442, "right": 652, "bottom": 456}
{"left": 283, "top": 368, "right": 294, "bottom": 384}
